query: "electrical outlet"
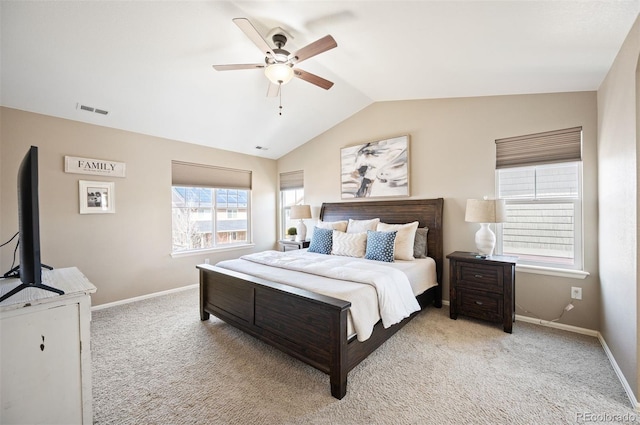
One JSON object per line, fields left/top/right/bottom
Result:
{"left": 204, "top": 258, "right": 210, "bottom": 265}
{"left": 571, "top": 286, "right": 582, "bottom": 300}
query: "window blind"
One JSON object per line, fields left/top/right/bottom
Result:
{"left": 495, "top": 126, "right": 582, "bottom": 169}
{"left": 279, "top": 170, "right": 304, "bottom": 191}
{"left": 171, "top": 161, "right": 252, "bottom": 189}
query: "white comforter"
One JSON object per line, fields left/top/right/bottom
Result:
{"left": 234, "top": 250, "right": 421, "bottom": 339}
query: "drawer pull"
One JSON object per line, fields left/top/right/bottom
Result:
{"left": 475, "top": 301, "right": 484, "bottom": 305}
{"left": 474, "top": 274, "right": 483, "bottom": 278}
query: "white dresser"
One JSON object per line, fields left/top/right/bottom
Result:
{"left": 0, "top": 267, "right": 96, "bottom": 425}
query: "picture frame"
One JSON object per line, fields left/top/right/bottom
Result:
{"left": 79, "top": 180, "right": 115, "bottom": 214}
{"left": 340, "top": 135, "right": 410, "bottom": 199}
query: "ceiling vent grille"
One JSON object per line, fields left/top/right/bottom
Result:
{"left": 77, "top": 103, "right": 109, "bottom": 115}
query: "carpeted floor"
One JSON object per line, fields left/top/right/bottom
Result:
{"left": 91, "top": 287, "right": 636, "bottom": 424}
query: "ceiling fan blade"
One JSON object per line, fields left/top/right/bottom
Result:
{"left": 293, "top": 68, "right": 334, "bottom": 90}
{"left": 233, "top": 17, "right": 275, "bottom": 59}
{"left": 212, "top": 64, "right": 265, "bottom": 71}
{"left": 290, "top": 35, "right": 337, "bottom": 64}
{"left": 266, "top": 82, "right": 280, "bottom": 97}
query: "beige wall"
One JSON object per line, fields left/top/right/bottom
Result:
{"left": 0, "top": 107, "right": 277, "bottom": 306}
{"left": 597, "top": 15, "right": 639, "bottom": 401}
{"left": 278, "top": 91, "right": 600, "bottom": 330}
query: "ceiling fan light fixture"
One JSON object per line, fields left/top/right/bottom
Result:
{"left": 265, "top": 63, "right": 294, "bottom": 85}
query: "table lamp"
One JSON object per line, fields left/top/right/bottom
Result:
{"left": 290, "top": 205, "right": 312, "bottom": 242}
{"left": 465, "top": 198, "right": 506, "bottom": 257}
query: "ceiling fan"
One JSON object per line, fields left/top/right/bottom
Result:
{"left": 213, "top": 18, "right": 337, "bottom": 98}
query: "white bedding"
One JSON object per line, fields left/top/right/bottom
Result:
{"left": 215, "top": 250, "right": 438, "bottom": 342}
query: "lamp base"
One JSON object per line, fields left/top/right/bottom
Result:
{"left": 475, "top": 223, "right": 496, "bottom": 257}
{"left": 296, "top": 220, "right": 307, "bottom": 242}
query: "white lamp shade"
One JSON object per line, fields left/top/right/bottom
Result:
{"left": 465, "top": 199, "right": 506, "bottom": 223}
{"left": 290, "top": 205, "right": 312, "bottom": 220}
{"left": 265, "top": 63, "right": 294, "bottom": 85}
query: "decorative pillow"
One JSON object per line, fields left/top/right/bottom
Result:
{"left": 347, "top": 218, "right": 380, "bottom": 233}
{"left": 331, "top": 231, "right": 367, "bottom": 257}
{"left": 365, "top": 230, "right": 397, "bottom": 262}
{"left": 377, "top": 221, "right": 419, "bottom": 261}
{"left": 307, "top": 227, "right": 333, "bottom": 255}
{"left": 316, "top": 220, "right": 348, "bottom": 232}
{"left": 413, "top": 227, "right": 429, "bottom": 258}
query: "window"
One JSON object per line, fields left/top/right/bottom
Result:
{"left": 171, "top": 161, "right": 251, "bottom": 253}
{"left": 279, "top": 171, "right": 304, "bottom": 239}
{"left": 495, "top": 127, "right": 583, "bottom": 270}
{"left": 172, "top": 187, "right": 250, "bottom": 252}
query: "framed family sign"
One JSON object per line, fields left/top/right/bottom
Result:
{"left": 340, "top": 135, "right": 410, "bottom": 199}
{"left": 79, "top": 180, "right": 115, "bottom": 214}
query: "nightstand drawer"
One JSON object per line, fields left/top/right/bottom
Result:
{"left": 458, "top": 262, "right": 503, "bottom": 293}
{"left": 456, "top": 289, "right": 503, "bottom": 322}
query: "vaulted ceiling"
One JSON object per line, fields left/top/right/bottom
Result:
{"left": 2, "top": 1, "right": 638, "bottom": 159}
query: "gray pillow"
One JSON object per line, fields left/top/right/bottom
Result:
{"left": 413, "top": 227, "right": 429, "bottom": 258}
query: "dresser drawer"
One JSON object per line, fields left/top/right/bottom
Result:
{"left": 457, "top": 262, "right": 503, "bottom": 293}
{"left": 456, "top": 288, "right": 504, "bottom": 323}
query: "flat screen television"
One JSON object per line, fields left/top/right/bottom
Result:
{"left": 1, "top": 146, "right": 61, "bottom": 302}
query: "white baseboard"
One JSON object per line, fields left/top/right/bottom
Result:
{"left": 597, "top": 333, "right": 640, "bottom": 411}
{"left": 515, "top": 314, "right": 599, "bottom": 337}
{"left": 91, "top": 284, "right": 198, "bottom": 311}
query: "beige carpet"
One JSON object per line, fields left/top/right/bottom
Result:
{"left": 91, "top": 287, "right": 635, "bottom": 424}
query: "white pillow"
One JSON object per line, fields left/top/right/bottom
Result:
{"left": 331, "top": 230, "right": 367, "bottom": 257}
{"left": 316, "top": 220, "right": 348, "bottom": 232}
{"left": 347, "top": 218, "right": 380, "bottom": 233}
{"left": 376, "top": 221, "right": 419, "bottom": 261}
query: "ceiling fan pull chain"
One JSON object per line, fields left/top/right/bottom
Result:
{"left": 279, "top": 82, "right": 283, "bottom": 116}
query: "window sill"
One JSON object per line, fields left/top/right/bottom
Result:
{"left": 170, "top": 243, "right": 255, "bottom": 258}
{"left": 516, "top": 264, "right": 589, "bottom": 279}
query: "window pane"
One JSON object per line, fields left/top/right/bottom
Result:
{"left": 536, "top": 164, "right": 579, "bottom": 198}
{"left": 502, "top": 202, "right": 575, "bottom": 265}
{"left": 215, "top": 189, "right": 248, "bottom": 245}
{"left": 498, "top": 168, "right": 535, "bottom": 199}
{"left": 172, "top": 187, "right": 214, "bottom": 252}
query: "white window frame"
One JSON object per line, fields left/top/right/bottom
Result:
{"left": 495, "top": 162, "right": 583, "bottom": 271}
{"left": 280, "top": 187, "right": 304, "bottom": 239}
{"left": 171, "top": 186, "right": 252, "bottom": 255}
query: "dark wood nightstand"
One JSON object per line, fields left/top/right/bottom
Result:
{"left": 447, "top": 251, "right": 517, "bottom": 333}
{"left": 279, "top": 240, "right": 310, "bottom": 252}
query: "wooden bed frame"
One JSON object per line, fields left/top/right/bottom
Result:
{"left": 198, "top": 198, "right": 444, "bottom": 399}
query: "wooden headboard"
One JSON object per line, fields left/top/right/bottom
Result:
{"left": 319, "top": 198, "right": 444, "bottom": 286}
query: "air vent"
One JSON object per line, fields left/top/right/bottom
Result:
{"left": 77, "top": 103, "right": 109, "bottom": 116}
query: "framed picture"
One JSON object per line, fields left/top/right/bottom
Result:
{"left": 340, "top": 135, "right": 410, "bottom": 199}
{"left": 79, "top": 180, "right": 115, "bottom": 214}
